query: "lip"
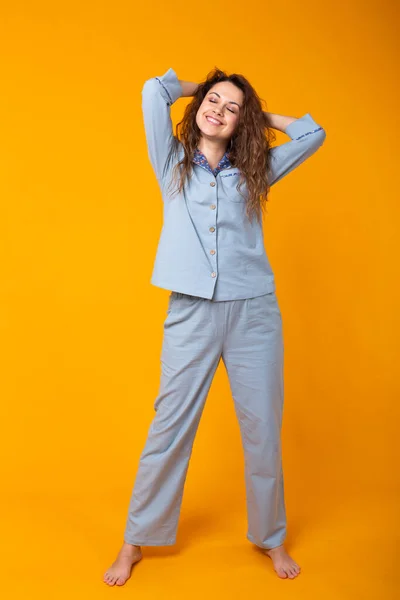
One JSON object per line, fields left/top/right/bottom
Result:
{"left": 205, "top": 115, "right": 223, "bottom": 126}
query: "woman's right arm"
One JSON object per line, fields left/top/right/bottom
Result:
{"left": 141, "top": 68, "right": 198, "bottom": 182}
{"left": 179, "top": 80, "right": 199, "bottom": 97}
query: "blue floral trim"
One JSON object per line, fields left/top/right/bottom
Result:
{"left": 220, "top": 172, "right": 239, "bottom": 178}
{"left": 293, "top": 126, "right": 323, "bottom": 141}
{"left": 193, "top": 147, "right": 232, "bottom": 176}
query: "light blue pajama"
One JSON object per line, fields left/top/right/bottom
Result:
{"left": 122, "top": 67, "right": 326, "bottom": 550}
{"left": 124, "top": 290, "right": 285, "bottom": 549}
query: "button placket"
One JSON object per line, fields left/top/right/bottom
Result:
{"left": 209, "top": 247, "right": 217, "bottom": 277}
{"left": 209, "top": 222, "right": 217, "bottom": 277}
{"left": 208, "top": 179, "right": 217, "bottom": 278}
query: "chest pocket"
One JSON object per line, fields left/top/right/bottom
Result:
{"left": 219, "top": 170, "right": 247, "bottom": 203}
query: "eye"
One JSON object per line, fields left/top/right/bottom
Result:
{"left": 208, "top": 98, "right": 236, "bottom": 114}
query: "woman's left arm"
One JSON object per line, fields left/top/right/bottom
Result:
{"left": 264, "top": 112, "right": 297, "bottom": 133}
{"left": 263, "top": 112, "right": 327, "bottom": 186}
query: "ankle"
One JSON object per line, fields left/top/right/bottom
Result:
{"left": 124, "top": 542, "right": 141, "bottom": 549}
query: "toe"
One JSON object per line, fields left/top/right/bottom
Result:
{"left": 277, "top": 568, "right": 288, "bottom": 578}
{"left": 287, "top": 569, "right": 295, "bottom": 579}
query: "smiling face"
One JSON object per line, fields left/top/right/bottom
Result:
{"left": 195, "top": 81, "right": 244, "bottom": 144}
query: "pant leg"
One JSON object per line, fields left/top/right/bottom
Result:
{"left": 124, "top": 293, "right": 223, "bottom": 546}
{"left": 221, "top": 291, "right": 286, "bottom": 549}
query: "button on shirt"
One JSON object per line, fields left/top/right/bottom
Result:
{"left": 141, "top": 67, "right": 327, "bottom": 301}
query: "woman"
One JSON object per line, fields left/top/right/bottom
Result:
{"left": 104, "top": 67, "right": 326, "bottom": 586}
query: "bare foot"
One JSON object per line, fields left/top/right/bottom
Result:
{"left": 264, "top": 544, "right": 301, "bottom": 579}
{"left": 103, "top": 542, "right": 143, "bottom": 586}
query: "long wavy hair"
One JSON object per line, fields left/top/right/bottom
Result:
{"left": 166, "top": 67, "right": 277, "bottom": 224}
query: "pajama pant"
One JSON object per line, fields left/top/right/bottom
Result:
{"left": 124, "top": 290, "right": 286, "bottom": 549}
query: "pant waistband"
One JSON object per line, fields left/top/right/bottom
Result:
{"left": 171, "top": 292, "right": 201, "bottom": 301}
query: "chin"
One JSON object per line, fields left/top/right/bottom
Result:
{"left": 199, "top": 127, "right": 217, "bottom": 137}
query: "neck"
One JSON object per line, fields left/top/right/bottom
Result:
{"left": 197, "top": 138, "right": 229, "bottom": 170}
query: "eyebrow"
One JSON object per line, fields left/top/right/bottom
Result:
{"left": 208, "top": 91, "right": 241, "bottom": 108}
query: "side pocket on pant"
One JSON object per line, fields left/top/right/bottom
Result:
{"left": 167, "top": 291, "right": 178, "bottom": 313}
{"left": 249, "top": 292, "right": 282, "bottom": 328}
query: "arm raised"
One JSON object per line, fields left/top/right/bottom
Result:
{"left": 141, "top": 67, "right": 183, "bottom": 182}
{"left": 265, "top": 112, "right": 327, "bottom": 186}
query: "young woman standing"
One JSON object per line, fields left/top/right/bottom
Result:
{"left": 104, "top": 67, "right": 326, "bottom": 586}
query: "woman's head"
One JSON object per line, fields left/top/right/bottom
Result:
{"left": 169, "top": 67, "right": 277, "bottom": 223}
{"left": 195, "top": 79, "right": 244, "bottom": 148}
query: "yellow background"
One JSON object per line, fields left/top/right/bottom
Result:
{"left": 1, "top": 0, "right": 398, "bottom": 597}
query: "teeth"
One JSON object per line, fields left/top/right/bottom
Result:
{"left": 207, "top": 116, "right": 221, "bottom": 125}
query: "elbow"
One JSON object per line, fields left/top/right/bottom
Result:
{"left": 313, "top": 127, "right": 327, "bottom": 149}
{"left": 141, "top": 77, "right": 158, "bottom": 98}
{"left": 142, "top": 76, "right": 174, "bottom": 107}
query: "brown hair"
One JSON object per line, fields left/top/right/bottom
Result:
{"left": 166, "top": 67, "right": 277, "bottom": 224}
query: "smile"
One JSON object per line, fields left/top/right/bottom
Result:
{"left": 206, "top": 116, "right": 223, "bottom": 126}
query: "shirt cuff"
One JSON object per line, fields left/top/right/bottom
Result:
{"left": 284, "top": 113, "right": 323, "bottom": 140}
{"left": 155, "top": 67, "right": 183, "bottom": 106}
